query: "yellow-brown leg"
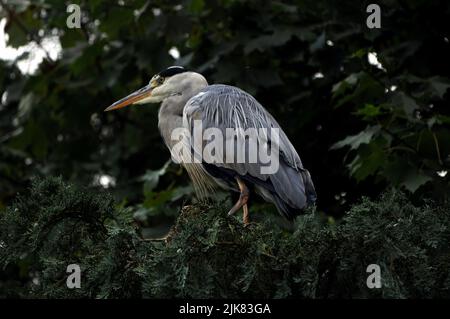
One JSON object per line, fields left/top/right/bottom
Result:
{"left": 242, "top": 203, "right": 250, "bottom": 225}
{"left": 227, "top": 177, "right": 250, "bottom": 225}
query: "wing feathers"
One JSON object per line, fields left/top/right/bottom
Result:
{"left": 182, "top": 84, "right": 316, "bottom": 216}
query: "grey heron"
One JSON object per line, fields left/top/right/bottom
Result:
{"left": 105, "top": 66, "right": 316, "bottom": 225}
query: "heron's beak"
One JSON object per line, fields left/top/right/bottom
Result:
{"left": 104, "top": 84, "right": 153, "bottom": 112}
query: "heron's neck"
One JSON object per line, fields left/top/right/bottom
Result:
{"left": 158, "top": 104, "right": 182, "bottom": 149}
{"left": 158, "top": 81, "right": 207, "bottom": 148}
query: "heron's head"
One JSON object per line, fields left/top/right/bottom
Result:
{"left": 104, "top": 66, "right": 207, "bottom": 112}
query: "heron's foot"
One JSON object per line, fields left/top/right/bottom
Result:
{"left": 228, "top": 194, "right": 248, "bottom": 216}
{"left": 227, "top": 193, "right": 249, "bottom": 216}
{"left": 244, "top": 221, "right": 258, "bottom": 228}
{"left": 227, "top": 177, "right": 249, "bottom": 218}
{"left": 227, "top": 207, "right": 238, "bottom": 216}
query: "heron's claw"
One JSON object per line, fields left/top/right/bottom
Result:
{"left": 227, "top": 209, "right": 237, "bottom": 216}
{"left": 244, "top": 221, "right": 257, "bottom": 228}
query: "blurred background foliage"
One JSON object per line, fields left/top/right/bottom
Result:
{"left": 0, "top": 0, "right": 449, "bottom": 224}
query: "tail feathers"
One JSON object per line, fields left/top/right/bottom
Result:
{"left": 271, "top": 193, "right": 299, "bottom": 221}
{"left": 300, "top": 169, "right": 317, "bottom": 205}
{"left": 270, "top": 168, "right": 317, "bottom": 220}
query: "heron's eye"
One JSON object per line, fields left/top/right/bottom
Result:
{"left": 157, "top": 77, "right": 165, "bottom": 85}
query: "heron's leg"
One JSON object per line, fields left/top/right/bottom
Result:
{"left": 227, "top": 177, "right": 250, "bottom": 225}
{"left": 242, "top": 202, "right": 250, "bottom": 225}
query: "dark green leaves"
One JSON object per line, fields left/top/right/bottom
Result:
{"left": 141, "top": 161, "right": 170, "bottom": 195}
{"left": 244, "top": 29, "right": 294, "bottom": 54}
{"left": 5, "top": 19, "right": 28, "bottom": 47}
{"left": 355, "top": 103, "right": 382, "bottom": 120}
{"left": 331, "top": 125, "right": 380, "bottom": 151}
{"left": 391, "top": 92, "right": 420, "bottom": 119}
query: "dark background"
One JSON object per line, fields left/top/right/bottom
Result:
{"left": 0, "top": 0, "right": 449, "bottom": 224}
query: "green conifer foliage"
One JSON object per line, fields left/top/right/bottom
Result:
{"left": 1, "top": 178, "right": 449, "bottom": 298}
